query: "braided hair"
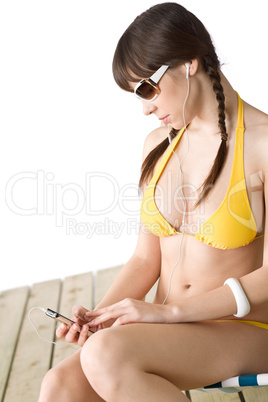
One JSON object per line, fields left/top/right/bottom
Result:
{"left": 113, "top": 2, "right": 228, "bottom": 205}
{"left": 196, "top": 56, "right": 228, "bottom": 205}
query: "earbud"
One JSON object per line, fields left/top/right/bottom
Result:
{"left": 185, "top": 62, "right": 191, "bottom": 79}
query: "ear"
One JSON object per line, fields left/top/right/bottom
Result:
{"left": 187, "top": 59, "right": 199, "bottom": 77}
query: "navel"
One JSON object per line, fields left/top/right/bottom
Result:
{"left": 184, "top": 284, "right": 191, "bottom": 290}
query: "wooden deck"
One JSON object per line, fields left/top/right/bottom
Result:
{"left": 1, "top": 266, "right": 268, "bottom": 402}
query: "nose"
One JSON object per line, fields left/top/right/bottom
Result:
{"left": 142, "top": 100, "right": 157, "bottom": 116}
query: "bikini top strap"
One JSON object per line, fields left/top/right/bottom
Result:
{"left": 150, "top": 126, "right": 186, "bottom": 185}
{"left": 236, "top": 92, "right": 244, "bottom": 129}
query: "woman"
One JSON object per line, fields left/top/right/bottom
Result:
{"left": 39, "top": 3, "right": 268, "bottom": 401}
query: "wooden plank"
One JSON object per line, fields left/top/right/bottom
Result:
{"left": 52, "top": 272, "right": 93, "bottom": 366}
{"left": 95, "top": 265, "right": 123, "bottom": 306}
{"left": 0, "top": 286, "right": 29, "bottom": 401}
{"left": 242, "top": 386, "right": 268, "bottom": 401}
{"left": 189, "top": 390, "right": 242, "bottom": 401}
{"left": 4, "top": 279, "right": 61, "bottom": 402}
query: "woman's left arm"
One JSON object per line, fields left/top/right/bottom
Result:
{"left": 176, "top": 119, "right": 268, "bottom": 322}
{"left": 86, "top": 262, "right": 268, "bottom": 327}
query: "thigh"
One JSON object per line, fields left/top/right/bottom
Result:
{"left": 92, "top": 320, "right": 268, "bottom": 391}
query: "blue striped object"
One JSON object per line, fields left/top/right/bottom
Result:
{"left": 197, "top": 373, "right": 268, "bottom": 393}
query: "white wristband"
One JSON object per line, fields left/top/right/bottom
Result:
{"left": 224, "top": 278, "right": 250, "bottom": 318}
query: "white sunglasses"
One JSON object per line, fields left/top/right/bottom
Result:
{"left": 134, "top": 65, "right": 169, "bottom": 101}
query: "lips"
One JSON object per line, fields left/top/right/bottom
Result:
{"left": 159, "top": 115, "right": 169, "bottom": 125}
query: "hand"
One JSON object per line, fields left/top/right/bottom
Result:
{"left": 56, "top": 322, "right": 93, "bottom": 347}
{"left": 56, "top": 305, "right": 102, "bottom": 347}
{"left": 85, "top": 298, "right": 176, "bottom": 328}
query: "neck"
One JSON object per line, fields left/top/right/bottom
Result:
{"left": 189, "top": 70, "right": 238, "bottom": 137}
{"left": 220, "top": 72, "right": 239, "bottom": 130}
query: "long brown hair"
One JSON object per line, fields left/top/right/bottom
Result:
{"left": 112, "top": 2, "right": 228, "bottom": 205}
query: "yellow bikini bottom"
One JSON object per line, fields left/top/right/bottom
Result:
{"left": 216, "top": 319, "right": 268, "bottom": 330}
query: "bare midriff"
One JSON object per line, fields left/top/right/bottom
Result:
{"left": 153, "top": 234, "right": 268, "bottom": 323}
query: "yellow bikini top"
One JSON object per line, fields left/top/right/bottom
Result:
{"left": 140, "top": 93, "right": 262, "bottom": 250}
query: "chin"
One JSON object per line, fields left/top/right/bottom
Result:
{"left": 171, "top": 122, "right": 183, "bottom": 130}
{"left": 172, "top": 117, "right": 191, "bottom": 130}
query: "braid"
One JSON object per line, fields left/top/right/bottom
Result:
{"left": 203, "top": 56, "right": 228, "bottom": 139}
{"left": 195, "top": 55, "right": 228, "bottom": 206}
{"left": 138, "top": 127, "right": 178, "bottom": 193}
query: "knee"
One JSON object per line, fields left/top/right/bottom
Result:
{"left": 38, "top": 366, "right": 65, "bottom": 402}
{"left": 81, "top": 329, "right": 121, "bottom": 380}
{"left": 80, "top": 328, "right": 126, "bottom": 398}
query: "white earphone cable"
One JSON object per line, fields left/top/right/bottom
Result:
{"left": 28, "top": 307, "right": 79, "bottom": 350}
{"left": 162, "top": 71, "right": 190, "bottom": 305}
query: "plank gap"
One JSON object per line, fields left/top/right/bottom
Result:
{"left": 185, "top": 390, "right": 191, "bottom": 400}
{"left": 238, "top": 391, "right": 246, "bottom": 402}
{"left": 49, "top": 278, "right": 64, "bottom": 370}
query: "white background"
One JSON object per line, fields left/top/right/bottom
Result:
{"left": 1, "top": 0, "right": 267, "bottom": 291}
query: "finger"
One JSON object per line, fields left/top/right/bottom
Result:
{"left": 85, "top": 309, "right": 105, "bottom": 319}
{"left": 65, "top": 324, "right": 80, "bottom": 344}
{"left": 72, "top": 305, "right": 90, "bottom": 320}
{"left": 97, "top": 323, "right": 104, "bottom": 331}
{"left": 73, "top": 315, "right": 89, "bottom": 327}
{"left": 77, "top": 325, "right": 91, "bottom": 347}
{"left": 85, "top": 304, "right": 124, "bottom": 321}
{"left": 88, "top": 312, "right": 115, "bottom": 327}
{"left": 85, "top": 300, "right": 125, "bottom": 319}
{"left": 56, "top": 323, "right": 70, "bottom": 338}
{"left": 88, "top": 308, "right": 128, "bottom": 327}
{"left": 72, "top": 310, "right": 93, "bottom": 327}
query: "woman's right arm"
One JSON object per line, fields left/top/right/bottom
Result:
{"left": 86, "top": 127, "right": 166, "bottom": 310}
{"left": 56, "top": 126, "right": 166, "bottom": 344}
{"left": 94, "top": 223, "right": 161, "bottom": 309}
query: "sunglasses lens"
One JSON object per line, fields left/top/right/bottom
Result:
{"left": 136, "top": 81, "right": 158, "bottom": 100}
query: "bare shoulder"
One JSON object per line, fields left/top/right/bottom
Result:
{"left": 244, "top": 100, "right": 268, "bottom": 138}
{"left": 244, "top": 100, "right": 268, "bottom": 171}
{"left": 142, "top": 125, "right": 168, "bottom": 161}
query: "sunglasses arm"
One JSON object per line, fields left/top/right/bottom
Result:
{"left": 149, "top": 65, "right": 169, "bottom": 85}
